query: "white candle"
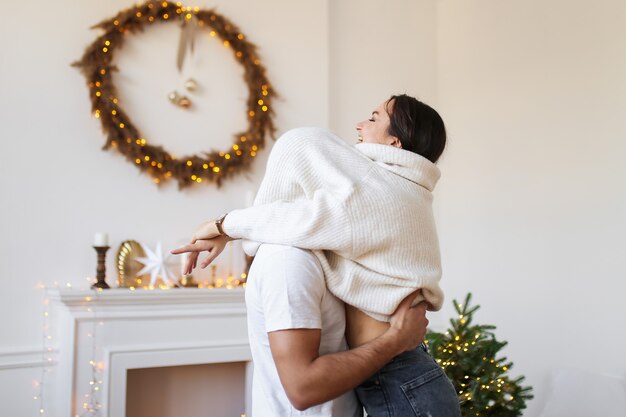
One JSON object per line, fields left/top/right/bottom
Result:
{"left": 93, "top": 233, "right": 109, "bottom": 247}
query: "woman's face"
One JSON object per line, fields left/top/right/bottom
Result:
{"left": 355, "top": 99, "right": 401, "bottom": 148}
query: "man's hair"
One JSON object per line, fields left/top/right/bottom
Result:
{"left": 386, "top": 94, "right": 447, "bottom": 163}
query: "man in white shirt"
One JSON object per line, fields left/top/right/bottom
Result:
{"left": 246, "top": 243, "right": 429, "bottom": 416}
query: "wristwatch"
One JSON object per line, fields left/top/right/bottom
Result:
{"left": 215, "top": 213, "right": 228, "bottom": 236}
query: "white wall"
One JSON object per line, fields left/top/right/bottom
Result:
{"left": 329, "top": 0, "right": 438, "bottom": 141}
{"left": 434, "top": 0, "right": 626, "bottom": 415}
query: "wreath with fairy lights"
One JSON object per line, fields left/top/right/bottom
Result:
{"left": 73, "top": 1, "right": 276, "bottom": 188}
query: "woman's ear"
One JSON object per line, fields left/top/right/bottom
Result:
{"left": 390, "top": 136, "right": 402, "bottom": 149}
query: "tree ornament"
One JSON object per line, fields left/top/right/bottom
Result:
{"left": 168, "top": 91, "right": 181, "bottom": 103}
{"left": 178, "top": 96, "right": 192, "bottom": 108}
{"left": 184, "top": 78, "right": 198, "bottom": 92}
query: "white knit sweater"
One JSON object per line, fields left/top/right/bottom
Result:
{"left": 223, "top": 127, "right": 443, "bottom": 321}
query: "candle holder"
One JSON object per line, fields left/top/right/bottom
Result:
{"left": 92, "top": 246, "right": 111, "bottom": 289}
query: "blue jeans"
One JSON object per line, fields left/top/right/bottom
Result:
{"left": 355, "top": 344, "right": 461, "bottom": 417}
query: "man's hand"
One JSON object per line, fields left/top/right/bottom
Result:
{"left": 387, "top": 291, "right": 429, "bottom": 354}
{"left": 171, "top": 235, "right": 231, "bottom": 275}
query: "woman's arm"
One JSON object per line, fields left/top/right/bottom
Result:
{"left": 171, "top": 191, "right": 354, "bottom": 274}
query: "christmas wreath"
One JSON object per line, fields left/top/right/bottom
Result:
{"left": 73, "top": 1, "right": 276, "bottom": 188}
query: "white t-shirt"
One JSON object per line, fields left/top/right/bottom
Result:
{"left": 245, "top": 244, "right": 361, "bottom": 417}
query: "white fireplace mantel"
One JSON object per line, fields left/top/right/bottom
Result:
{"left": 50, "top": 288, "right": 251, "bottom": 417}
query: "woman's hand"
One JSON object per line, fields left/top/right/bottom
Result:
{"left": 171, "top": 235, "right": 232, "bottom": 275}
{"left": 190, "top": 219, "right": 222, "bottom": 243}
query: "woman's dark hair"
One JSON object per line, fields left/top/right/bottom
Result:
{"left": 385, "top": 94, "right": 446, "bottom": 163}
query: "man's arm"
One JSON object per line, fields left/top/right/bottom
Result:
{"left": 269, "top": 295, "right": 428, "bottom": 411}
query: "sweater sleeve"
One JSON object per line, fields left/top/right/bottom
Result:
{"left": 222, "top": 190, "right": 353, "bottom": 255}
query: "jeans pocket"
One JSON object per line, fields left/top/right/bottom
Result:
{"left": 400, "top": 367, "right": 461, "bottom": 417}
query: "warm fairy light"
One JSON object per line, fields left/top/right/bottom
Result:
{"left": 240, "top": 136, "right": 247, "bottom": 142}
{"left": 102, "top": 47, "right": 108, "bottom": 53}
{"left": 119, "top": 123, "right": 125, "bottom": 128}
{"left": 248, "top": 111, "right": 255, "bottom": 117}
{"left": 213, "top": 167, "right": 220, "bottom": 173}
{"left": 136, "top": 11, "right": 142, "bottom": 17}
{"left": 223, "top": 40, "right": 230, "bottom": 47}
{"left": 135, "top": 158, "right": 141, "bottom": 164}
{"left": 144, "top": 155, "right": 150, "bottom": 161}
{"left": 196, "top": 178, "right": 202, "bottom": 183}
{"left": 94, "top": 111, "right": 100, "bottom": 118}
{"left": 111, "top": 110, "right": 117, "bottom": 115}
{"left": 235, "top": 51, "right": 242, "bottom": 58}
{"left": 186, "top": 160, "right": 192, "bottom": 166}
{"left": 237, "top": 33, "right": 244, "bottom": 40}
{"left": 95, "top": 91, "right": 101, "bottom": 97}
{"left": 185, "top": 13, "right": 192, "bottom": 20}
{"left": 210, "top": 31, "right": 216, "bottom": 37}
{"left": 203, "top": 163, "right": 208, "bottom": 169}
{"left": 163, "top": 13, "right": 169, "bottom": 19}
{"left": 191, "top": 175, "right": 197, "bottom": 180}
{"left": 262, "top": 106, "right": 268, "bottom": 112}
{"left": 224, "top": 154, "right": 231, "bottom": 159}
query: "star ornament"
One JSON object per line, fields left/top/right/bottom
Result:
{"left": 135, "top": 241, "right": 178, "bottom": 287}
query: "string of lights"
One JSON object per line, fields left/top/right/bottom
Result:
{"left": 80, "top": 290, "right": 104, "bottom": 416}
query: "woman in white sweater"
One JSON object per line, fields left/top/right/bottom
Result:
{"left": 174, "top": 95, "right": 460, "bottom": 416}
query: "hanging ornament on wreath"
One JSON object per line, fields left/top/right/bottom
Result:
{"left": 72, "top": 1, "right": 277, "bottom": 188}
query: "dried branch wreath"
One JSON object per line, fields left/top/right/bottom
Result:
{"left": 73, "top": 1, "right": 277, "bottom": 188}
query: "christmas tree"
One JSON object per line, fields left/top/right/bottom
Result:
{"left": 426, "top": 293, "right": 533, "bottom": 417}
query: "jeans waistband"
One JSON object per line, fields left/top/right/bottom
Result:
{"left": 380, "top": 343, "right": 428, "bottom": 372}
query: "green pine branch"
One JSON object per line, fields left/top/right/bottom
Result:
{"left": 426, "top": 293, "right": 533, "bottom": 417}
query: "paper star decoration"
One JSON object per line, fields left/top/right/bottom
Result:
{"left": 135, "top": 241, "right": 178, "bottom": 287}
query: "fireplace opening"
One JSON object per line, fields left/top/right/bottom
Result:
{"left": 126, "top": 362, "right": 247, "bottom": 417}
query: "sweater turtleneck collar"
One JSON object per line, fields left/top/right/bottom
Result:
{"left": 354, "top": 143, "right": 441, "bottom": 192}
